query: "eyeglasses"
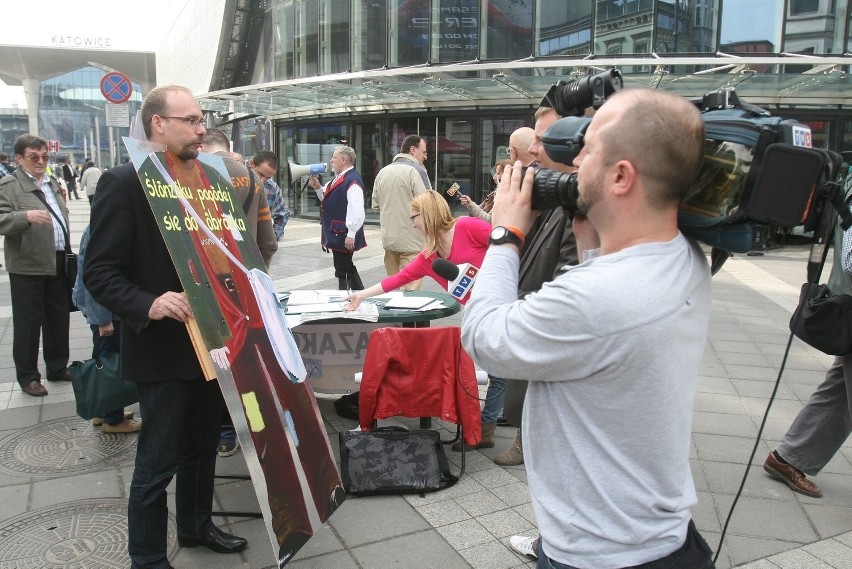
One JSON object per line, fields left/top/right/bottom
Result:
{"left": 159, "top": 116, "right": 205, "bottom": 127}
{"left": 409, "top": 213, "right": 420, "bottom": 222}
{"left": 24, "top": 153, "right": 50, "bottom": 163}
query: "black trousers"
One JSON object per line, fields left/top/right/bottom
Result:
{"left": 332, "top": 250, "right": 363, "bottom": 290}
{"left": 10, "top": 252, "right": 71, "bottom": 386}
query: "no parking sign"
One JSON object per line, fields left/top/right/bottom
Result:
{"left": 100, "top": 72, "right": 133, "bottom": 104}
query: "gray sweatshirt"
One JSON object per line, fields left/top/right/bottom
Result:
{"left": 462, "top": 234, "right": 711, "bottom": 568}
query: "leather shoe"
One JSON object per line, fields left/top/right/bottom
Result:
{"left": 22, "top": 380, "right": 48, "bottom": 397}
{"left": 46, "top": 369, "right": 71, "bottom": 382}
{"left": 763, "top": 451, "right": 822, "bottom": 497}
{"left": 178, "top": 525, "right": 247, "bottom": 553}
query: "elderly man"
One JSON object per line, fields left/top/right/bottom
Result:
{"left": 372, "top": 134, "right": 431, "bottom": 290}
{"left": 0, "top": 135, "right": 72, "bottom": 397}
{"left": 463, "top": 89, "right": 714, "bottom": 569}
{"left": 308, "top": 146, "right": 366, "bottom": 290}
{"left": 85, "top": 85, "right": 247, "bottom": 569}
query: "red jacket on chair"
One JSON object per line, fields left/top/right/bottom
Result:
{"left": 358, "top": 326, "right": 483, "bottom": 446}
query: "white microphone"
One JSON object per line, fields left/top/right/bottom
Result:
{"left": 432, "top": 258, "right": 479, "bottom": 301}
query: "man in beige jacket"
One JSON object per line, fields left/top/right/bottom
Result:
{"left": 371, "top": 134, "right": 431, "bottom": 290}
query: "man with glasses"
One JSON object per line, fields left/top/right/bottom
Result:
{"left": 371, "top": 134, "right": 431, "bottom": 290}
{"left": 85, "top": 85, "right": 247, "bottom": 569}
{"left": 0, "top": 134, "right": 72, "bottom": 397}
{"left": 250, "top": 150, "right": 291, "bottom": 241}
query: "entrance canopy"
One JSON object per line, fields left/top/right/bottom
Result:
{"left": 196, "top": 56, "right": 850, "bottom": 121}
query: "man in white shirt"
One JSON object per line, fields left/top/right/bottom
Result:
{"left": 0, "top": 135, "right": 72, "bottom": 397}
{"left": 308, "top": 146, "right": 367, "bottom": 290}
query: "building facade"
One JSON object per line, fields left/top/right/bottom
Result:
{"left": 163, "top": 0, "right": 851, "bottom": 221}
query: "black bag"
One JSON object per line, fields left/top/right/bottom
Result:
{"left": 789, "top": 283, "right": 852, "bottom": 356}
{"left": 69, "top": 351, "right": 139, "bottom": 420}
{"left": 338, "top": 427, "right": 458, "bottom": 496}
{"left": 334, "top": 391, "right": 360, "bottom": 421}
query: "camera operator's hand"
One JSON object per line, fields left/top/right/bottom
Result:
{"left": 491, "top": 160, "right": 538, "bottom": 237}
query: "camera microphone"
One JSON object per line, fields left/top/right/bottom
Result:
{"left": 431, "top": 258, "right": 479, "bottom": 301}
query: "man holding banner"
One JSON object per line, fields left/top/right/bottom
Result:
{"left": 85, "top": 86, "right": 247, "bottom": 569}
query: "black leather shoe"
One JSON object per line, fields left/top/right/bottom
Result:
{"left": 178, "top": 525, "right": 247, "bottom": 553}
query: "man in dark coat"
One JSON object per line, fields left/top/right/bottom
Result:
{"left": 85, "top": 85, "right": 247, "bottom": 569}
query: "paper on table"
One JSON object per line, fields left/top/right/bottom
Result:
{"left": 383, "top": 296, "right": 437, "bottom": 310}
{"left": 287, "top": 290, "right": 349, "bottom": 305}
{"left": 285, "top": 302, "right": 347, "bottom": 314}
{"left": 299, "top": 302, "right": 379, "bottom": 323}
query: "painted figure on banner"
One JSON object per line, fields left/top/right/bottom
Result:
{"left": 123, "top": 136, "right": 345, "bottom": 566}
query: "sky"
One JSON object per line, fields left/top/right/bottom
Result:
{"left": 0, "top": 0, "right": 175, "bottom": 107}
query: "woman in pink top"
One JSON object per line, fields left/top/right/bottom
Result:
{"left": 345, "top": 190, "right": 491, "bottom": 310}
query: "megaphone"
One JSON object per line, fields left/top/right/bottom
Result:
{"left": 288, "top": 161, "right": 327, "bottom": 179}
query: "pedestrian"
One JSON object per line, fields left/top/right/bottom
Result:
{"left": 0, "top": 134, "right": 72, "bottom": 397}
{"left": 307, "top": 145, "right": 367, "bottom": 290}
{"left": 372, "top": 134, "right": 431, "bottom": 290}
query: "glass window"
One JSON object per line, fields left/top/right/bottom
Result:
{"left": 656, "top": 0, "right": 692, "bottom": 54}
{"left": 273, "top": 1, "right": 295, "bottom": 80}
{"left": 482, "top": 0, "right": 533, "bottom": 59}
{"left": 354, "top": 121, "right": 383, "bottom": 221}
{"left": 431, "top": 0, "right": 479, "bottom": 63}
{"left": 352, "top": 0, "right": 388, "bottom": 70}
{"left": 389, "top": 0, "right": 429, "bottom": 67}
{"left": 536, "top": 0, "right": 591, "bottom": 57}
{"left": 284, "top": 123, "right": 351, "bottom": 217}
{"left": 478, "top": 117, "right": 526, "bottom": 201}
{"left": 295, "top": 0, "right": 319, "bottom": 77}
{"left": 790, "top": 0, "right": 819, "bottom": 14}
{"left": 319, "top": 0, "right": 350, "bottom": 74}
{"left": 432, "top": 118, "right": 474, "bottom": 211}
{"left": 720, "top": 0, "right": 784, "bottom": 54}
{"left": 595, "top": 0, "right": 654, "bottom": 55}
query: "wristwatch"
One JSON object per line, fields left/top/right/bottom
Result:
{"left": 489, "top": 226, "right": 524, "bottom": 248}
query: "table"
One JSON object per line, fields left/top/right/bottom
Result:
{"left": 282, "top": 291, "right": 460, "bottom": 394}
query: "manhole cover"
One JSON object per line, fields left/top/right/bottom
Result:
{"left": 0, "top": 499, "right": 177, "bottom": 568}
{"left": 0, "top": 417, "right": 137, "bottom": 477}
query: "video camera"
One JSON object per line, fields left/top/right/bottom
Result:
{"left": 528, "top": 68, "right": 850, "bottom": 256}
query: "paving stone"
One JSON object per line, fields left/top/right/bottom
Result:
{"left": 416, "top": 498, "right": 471, "bottom": 527}
{"left": 329, "top": 495, "right": 429, "bottom": 547}
{"left": 801, "top": 539, "right": 852, "bottom": 569}
{"left": 455, "top": 489, "right": 509, "bottom": 517}
{"left": 459, "top": 540, "right": 521, "bottom": 569}
{"left": 352, "top": 530, "right": 470, "bottom": 569}
{"left": 766, "top": 548, "right": 833, "bottom": 568}
{"left": 477, "top": 508, "right": 535, "bottom": 539}
{"left": 436, "top": 518, "right": 493, "bottom": 549}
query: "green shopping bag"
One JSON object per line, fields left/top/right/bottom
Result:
{"left": 69, "top": 351, "right": 139, "bottom": 420}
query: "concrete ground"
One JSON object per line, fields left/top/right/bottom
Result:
{"left": 0, "top": 197, "right": 850, "bottom": 568}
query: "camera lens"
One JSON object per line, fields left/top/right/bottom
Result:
{"left": 547, "top": 69, "right": 623, "bottom": 117}
{"left": 526, "top": 166, "right": 580, "bottom": 217}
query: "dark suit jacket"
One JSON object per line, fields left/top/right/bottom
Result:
{"left": 503, "top": 207, "right": 578, "bottom": 425}
{"left": 84, "top": 162, "right": 202, "bottom": 382}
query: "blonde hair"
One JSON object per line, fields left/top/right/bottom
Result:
{"left": 410, "top": 190, "right": 456, "bottom": 257}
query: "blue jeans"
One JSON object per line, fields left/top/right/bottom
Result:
{"left": 481, "top": 376, "right": 506, "bottom": 423}
{"left": 535, "top": 520, "right": 714, "bottom": 569}
{"left": 128, "top": 377, "right": 223, "bottom": 569}
{"left": 91, "top": 323, "right": 123, "bottom": 426}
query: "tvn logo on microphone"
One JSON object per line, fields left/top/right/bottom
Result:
{"left": 452, "top": 265, "right": 479, "bottom": 300}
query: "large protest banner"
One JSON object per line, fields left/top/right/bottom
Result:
{"left": 124, "top": 137, "right": 345, "bottom": 567}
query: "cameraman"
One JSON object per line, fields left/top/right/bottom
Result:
{"left": 462, "top": 88, "right": 714, "bottom": 569}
